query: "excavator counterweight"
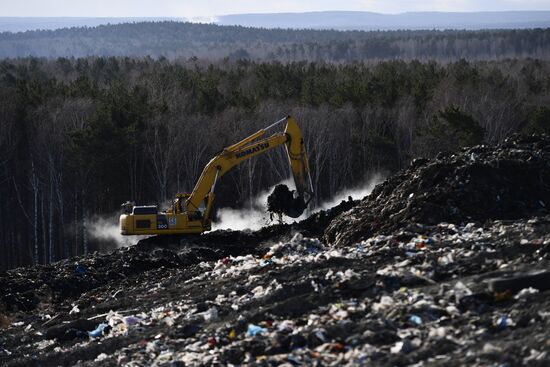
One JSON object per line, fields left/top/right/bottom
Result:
{"left": 119, "top": 116, "right": 313, "bottom": 235}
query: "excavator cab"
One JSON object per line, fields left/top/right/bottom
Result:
{"left": 120, "top": 116, "right": 313, "bottom": 235}
{"left": 119, "top": 203, "right": 207, "bottom": 235}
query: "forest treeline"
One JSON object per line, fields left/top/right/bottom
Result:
{"left": 0, "top": 22, "right": 549, "bottom": 61}
{"left": 1, "top": 57, "right": 550, "bottom": 270}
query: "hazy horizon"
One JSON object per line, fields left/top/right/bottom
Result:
{"left": 2, "top": 9, "right": 550, "bottom": 19}
{"left": 2, "top": 0, "right": 550, "bottom": 18}
{"left": 2, "top": 10, "right": 550, "bottom": 33}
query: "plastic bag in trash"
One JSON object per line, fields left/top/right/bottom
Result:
{"left": 88, "top": 323, "right": 110, "bottom": 338}
{"left": 247, "top": 324, "right": 267, "bottom": 337}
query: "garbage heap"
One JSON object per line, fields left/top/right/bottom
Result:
{"left": 2, "top": 218, "right": 549, "bottom": 366}
{"left": 325, "top": 134, "right": 550, "bottom": 247}
{"left": 1, "top": 134, "right": 550, "bottom": 367}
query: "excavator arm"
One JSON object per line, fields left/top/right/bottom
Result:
{"left": 186, "top": 116, "right": 313, "bottom": 221}
{"left": 120, "top": 116, "right": 313, "bottom": 235}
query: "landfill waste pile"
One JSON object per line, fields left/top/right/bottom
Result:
{"left": 1, "top": 134, "right": 550, "bottom": 366}
{"left": 326, "top": 134, "right": 550, "bottom": 247}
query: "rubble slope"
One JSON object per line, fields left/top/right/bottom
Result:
{"left": 325, "top": 134, "right": 550, "bottom": 247}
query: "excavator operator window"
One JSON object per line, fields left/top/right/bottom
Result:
{"left": 133, "top": 206, "right": 158, "bottom": 215}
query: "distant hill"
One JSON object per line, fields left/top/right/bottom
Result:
{"left": 216, "top": 11, "right": 550, "bottom": 30}
{"left": 2, "top": 11, "right": 550, "bottom": 34}
{"left": 0, "top": 21, "right": 548, "bottom": 61}
{"left": 0, "top": 17, "right": 181, "bottom": 33}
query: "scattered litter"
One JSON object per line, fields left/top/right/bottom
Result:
{"left": 494, "top": 316, "right": 514, "bottom": 330}
{"left": 247, "top": 324, "right": 267, "bottom": 337}
{"left": 88, "top": 323, "right": 109, "bottom": 338}
{"left": 123, "top": 316, "right": 142, "bottom": 326}
{"left": 409, "top": 315, "right": 422, "bottom": 325}
{"left": 391, "top": 339, "right": 414, "bottom": 354}
{"left": 95, "top": 353, "right": 109, "bottom": 362}
{"left": 514, "top": 287, "right": 540, "bottom": 299}
{"left": 203, "top": 307, "right": 219, "bottom": 323}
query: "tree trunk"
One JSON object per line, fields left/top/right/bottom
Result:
{"left": 55, "top": 180, "right": 66, "bottom": 259}
{"left": 41, "top": 189, "right": 46, "bottom": 265}
{"left": 74, "top": 189, "right": 79, "bottom": 256}
{"left": 33, "top": 185, "right": 38, "bottom": 265}
{"left": 49, "top": 171, "right": 54, "bottom": 263}
{"left": 32, "top": 164, "right": 39, "bottom": 265}
{"left": 82, "top": 189, "right": 88, "bottom": 255}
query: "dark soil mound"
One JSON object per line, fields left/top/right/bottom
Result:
{"left": 325, "top": 134, "right": 550, "bottom": 246}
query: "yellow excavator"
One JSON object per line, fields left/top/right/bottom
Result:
{"left": 119, "top": 116, "right": 313, "bottom": 235}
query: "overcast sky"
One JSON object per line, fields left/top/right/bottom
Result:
{"left": 2, "top": 0, "right": 550, "bottom": 18}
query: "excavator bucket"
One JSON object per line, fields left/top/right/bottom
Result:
{"left": 287, "top": 197, "right": 307, "bottom": 218}
{"left": 267, "top": 184, "right": 307, "bottom": 218}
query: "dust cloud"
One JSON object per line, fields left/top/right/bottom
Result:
{"left": 88, "top": 215, "right": 147, "bottom": 248}
{"left": 213, "top": 174, "right": 384, "bottom": 231}
{"left": 315, "top": 173, "right": 384, "bottom": 212}
{"left": 213, "top": 179, "right": 295, "bottom": 231}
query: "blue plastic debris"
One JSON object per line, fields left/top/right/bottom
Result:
{"left": 259, "top": 259, "right": 272, "bottom": 267}
{"left": 495, "top": 316, "right": 509, "bottom": 330}
{"left": 247, "top": 324, "right": 267, "bottom": 337}
{"left": 88, "top": 323, "right": 109, "bottom": 338}
{"left": 75, "top": 265, "right": 86, "bottom": 275}
{"left": 409, "top": 315, "right": 422, "bottom": 325}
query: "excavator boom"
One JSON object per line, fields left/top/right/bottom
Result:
{"left": 119, "top": 116, "right": 313, "bottom": 235}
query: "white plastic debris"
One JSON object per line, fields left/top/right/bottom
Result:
{"left": 390, "top": 338, "right": 414, "bottom": 354}
{"left": 95, "top": 353, "right": 109, "bottom": 362}
{"left": 203, "top": 307, "right": 219, "bottom": 323}
{"left": 453, "top": 281, "right": 472, "bottom": 302}
{"left": 372, "top": 295, "right": 395, "bottom": 312}
{"left": 514, "top": 287, "right": 539, "bottom": 299}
